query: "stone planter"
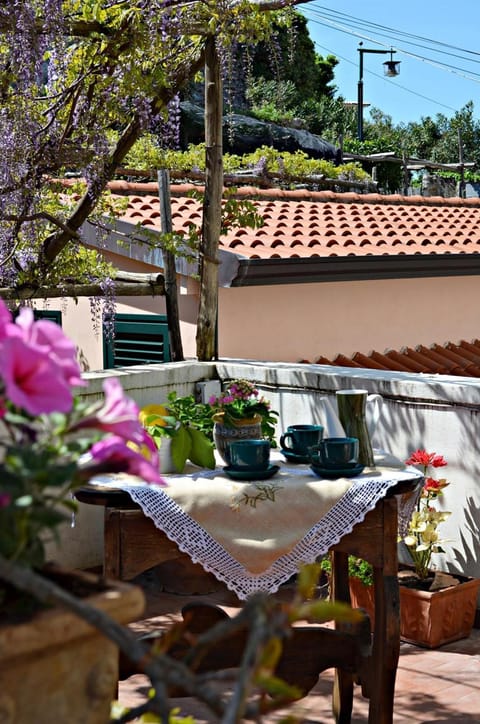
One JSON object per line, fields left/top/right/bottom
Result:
{"left": 0, "top": 567, "right": 145, "bottom": 723}
{"left": 348, "top": 573, "right": 480, "bottom": 648}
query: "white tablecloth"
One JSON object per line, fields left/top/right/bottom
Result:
{"left": 90, "top": 451, "right": 422, "bottom": 600}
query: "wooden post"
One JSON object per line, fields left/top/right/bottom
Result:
{"left": 458, "top": 129, "right": 466, "bottom": 199}
{"left": 158, "top": 169, "right": 184, "bottom": 361}
{"left": 196, "top": 35, "right": 223, "bottom": 361}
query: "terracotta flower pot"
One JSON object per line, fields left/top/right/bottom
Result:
{"left": 399, "top": 576, "right": 480, "bottom": 648}
{"left": 0, "top": 567, "right": 145, "bottom": 723}
{"left": 348, "top": 572, "right": 480, "bottom": 648}
{"left": 348, "top": 576, "right": 376, "bottom": 628}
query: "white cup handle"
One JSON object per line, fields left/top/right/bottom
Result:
{"left": 366, "top": 394, "right": 383, "bottom": 439}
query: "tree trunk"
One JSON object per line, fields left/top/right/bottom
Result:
{"left": 158, "top": 169, "right": 184, "bottom": 361}
{"left": 196, "top": 36, "right": 223, "bottom": 361}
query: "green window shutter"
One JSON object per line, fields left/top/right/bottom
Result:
{"left": 33, "top": 310, "right": 62, "bottom": 325}
{"left": 103, "top": 314, "right": 170, "bottom": 368}
{"left": 13, "top": 309, "right": 62, "bottom": 325}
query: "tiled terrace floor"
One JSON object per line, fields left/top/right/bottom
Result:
{"left": 118, "top": 581, "right": 480, "bottom": 723}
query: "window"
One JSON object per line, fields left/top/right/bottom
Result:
{"left": 13, "top": 308, "right": 62, "bottom": 325}
{"left": 103, "top": 314, "right": 170, "bottom": 368}
{"left": 33, "top": 309, "right": 62, "bottom": 325}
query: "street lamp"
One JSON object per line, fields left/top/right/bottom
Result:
{"left": 357, "top": 43, "right": 400, "bottom": 141}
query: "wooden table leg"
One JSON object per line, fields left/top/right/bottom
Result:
{"left": 332, "top": 550, "right": 355, "bottom": 724}
{"left": 104, "top": 508, "right": 122, "bottom": 579}
{"left": 367, "top": 498, "right": 400, "bottom": 724}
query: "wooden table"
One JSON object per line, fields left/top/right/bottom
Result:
{"left": 75, "top": 474, "right": 420, "bottom": 724}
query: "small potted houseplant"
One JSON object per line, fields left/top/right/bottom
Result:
{"left": 208, "top": 378, "right": 278, "bottom": 464}
{"left": 320, "top": 555, "right": 376, "bottom": 626}
{"left": 140, "top": 392, "right": 215, "bottom": 473}
{"left": 398, "top": 449, "right": 480, "bottom": 647}
{"left": 322, "top": 449, "right": 480, "bottom": 648}
{"left": 0, "top": 300, "right": 162, "bottom": 722}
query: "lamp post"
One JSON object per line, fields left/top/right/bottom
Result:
{"left": 357, "top": 43, "right": 400, "bottom": 141}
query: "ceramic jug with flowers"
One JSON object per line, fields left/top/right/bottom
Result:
{"left": 208, "top": 379, "right": 278, "bottom": 464}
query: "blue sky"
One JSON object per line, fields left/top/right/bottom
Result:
{"left": 301, "top": 1, "right": 480, "bottom": 125}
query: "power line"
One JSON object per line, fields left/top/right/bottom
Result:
{"left": 304, "top": 9, "right": 480, "bottom": 82}
{"left": 301, "top": 4, "right": 479, "bottom": 116}
{"left": 308, "top": 4, "right": 480, "bottom": 61}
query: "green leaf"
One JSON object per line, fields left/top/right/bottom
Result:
{"left": 170, "top": 424, "right": 191, "bottom": 473}
{"left": 187, "top": 427, "right": 215, "bottom": 469}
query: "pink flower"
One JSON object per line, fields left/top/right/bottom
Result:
{"left": 14, "top": 308, "right": 84, "bottom": 388}
{"left": 89, "top": 436, "right": 165, "bottom": 485}
{"left": 0, "top": 492, "right": 11, "bottom": 508}
{"left": 1, "top": 335, "right": 74, "bottom": 414}
{"left": 71, "top": 378, "right": 145, "bottom": 444}
{"left": 0, "top": 299, "right": 13, "bottom": 340}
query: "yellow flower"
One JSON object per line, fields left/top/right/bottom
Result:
{"left": 139, "top": 404, "right": 169, "bottom": 427}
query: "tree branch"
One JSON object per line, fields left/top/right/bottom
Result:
{"left": 40, "top": 49, "right": 206, "bottom": 267}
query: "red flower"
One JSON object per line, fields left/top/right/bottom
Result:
{"left": 422, "top": 476, "right": 449, "bottom": 497}
{"left": 406, "top": 449, "right": 447, "bottom": 469}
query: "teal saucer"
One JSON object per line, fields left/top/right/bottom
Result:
{"left": 310, "top": 463, "right": 364, "bottom": 480}
{"left": 281, "top": 449, "right": 310, "bottom": 464}
{"left": 223, "top": 464, "right": 280, "bottom": 481}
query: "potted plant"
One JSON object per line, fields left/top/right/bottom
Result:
{"left": 322, "top": 449, "right": 480, "bottom": 648}
{"left": 0, "top": 300, "right": 163, "bottom": 722}
{"left": 140, "top": 392, "right": 215, "bottom": 473}
{"left": 398, "top": 449, "right": 480, "bottom": 647}
{"left": 208, "top": 378, "right": 278, "bottom": 464}
{"left": 320, "top": 555, "right": 376, "bottom": 626}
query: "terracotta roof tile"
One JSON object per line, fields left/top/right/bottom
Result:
{"left": 311, "top": 339, "right": 480, "bottom": 378}
{"left": 108, "top": 181, "right": 480, "bottom": 261}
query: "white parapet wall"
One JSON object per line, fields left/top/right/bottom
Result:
{"left": 50, "top": 359, "right": 480, "bottom": 595}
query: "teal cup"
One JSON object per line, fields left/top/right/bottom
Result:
{"left": 310, "top": 437, "right": 359, "bottom": 469}
{"left": 280, "top": 425, "right": 324, "bottom": 456}
{"left": 227, "top": 439, "right": 270, "bottom": 470}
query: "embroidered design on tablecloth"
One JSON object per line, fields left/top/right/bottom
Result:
{"left": 231, "top": 483, "right": 283, "bottom": 510}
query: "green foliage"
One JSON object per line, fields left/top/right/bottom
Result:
{"left": 1, "top": 0, "right": 292, "bottom": 296}
{"left": 245, "top": 78, "right": 299, "bottom": 125}
{"left": 320, "top": 555, "right": 374, "bottom": 587}
{"left": 111, "top": 701, "right": 195, "bottom": 723}
{"left": 124, "top": 139, "right": 369, "bottom": 183}
{"left": 141, "top": 393, "right": 216, "bottom": 472}
{"left": 248, "top": 11, "right": 337, "bottom": 108}
{"left": 343, "top": 136, "right": 403, "bottom": 193}
{"left": 164, "top": 392, "right": 216, "bottom": 438}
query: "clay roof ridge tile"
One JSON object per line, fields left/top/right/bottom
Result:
{"left": 352, "top": 351, "right": 389, "bottom": 370}
{"left": 415, "top": 344, "right": 462, "bottom": 373}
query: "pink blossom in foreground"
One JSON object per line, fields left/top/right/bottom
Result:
{"left": 71, "top": 378, "right": 145, "bottom": 444}
{"left": 1, "top": 335, "right": 74, "bottom": 414}
{"left": 0, "top": 492, "right": 11, "bottom": 508}
{"left": 14, "top": 307, "right": 84, "bottom": 387}
{"left": 89, "top": 436, "right": 165, "bottom": 485}
{"left": 0, "top": 299, "right": 12, "bottom": 339}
